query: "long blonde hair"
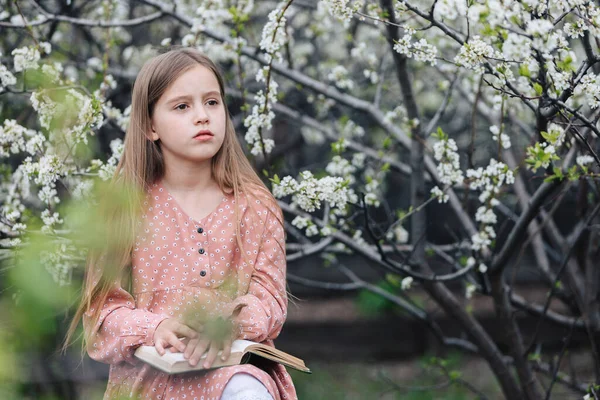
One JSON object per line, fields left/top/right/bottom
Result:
{"left": 63, "top": 47, "right": 280, "bottom": 352}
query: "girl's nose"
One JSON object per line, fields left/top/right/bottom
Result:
{"left": 194, "top": 106, "right": 209, "bottom": 124}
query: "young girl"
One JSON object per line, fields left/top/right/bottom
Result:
{"left": 64, "top": 47, "right": 297, "bottom": 400}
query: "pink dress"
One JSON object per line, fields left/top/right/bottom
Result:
{"left": 83, "top": 180, "right": 297, "bottom": 399}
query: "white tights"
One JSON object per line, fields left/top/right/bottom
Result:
{"left": 220, "top": 373, "right": 274, "bottom": 400}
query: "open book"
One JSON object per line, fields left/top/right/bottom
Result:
{"left": 134, "top": 339, "right": 311, "bottom": 375}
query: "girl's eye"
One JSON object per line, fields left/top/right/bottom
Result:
{"left": 206, "top": 100, "right": 219, "bottom": 106}
{"left": 175, "top": 104, "right": 188, "bottom": 110}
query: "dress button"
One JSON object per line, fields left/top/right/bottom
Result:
{"left": 198, "top": 248, "right": 205, "bottom": 255}
{"left": 197, "top": 227, "right": 203, "bottom": 234}
{"left": 200, "top": 270, "right": 207, "bottom": 277}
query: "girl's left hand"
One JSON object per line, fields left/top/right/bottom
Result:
{"left": 183, "top": 336, "right": 232, "bottom": 368}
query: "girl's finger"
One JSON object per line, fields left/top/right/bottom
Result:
{"left": 174, "top": 322, "right": 200, "bottom": 339}
{"left": 220, "top": 339, "right": 232, "bottom": 361}
{"left": 167, "top": 333, "right": 186, "bottom": 353}
{"left": 155, "top": 339, "right": 166, "bottom": 356}
{"left": 203, "top": 341, "right": 220, "bottom": 369}
{"left": 189, "top": 339, "right": 210, "bottom": 367}
{"left": 184, "top": 338, "right": 199, "bottom": 359}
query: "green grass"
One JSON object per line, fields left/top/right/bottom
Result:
{"left": 290, "top": 360, "right": 484, "bottom": 400}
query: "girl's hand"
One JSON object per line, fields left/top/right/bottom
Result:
{"left": 184, "top": 336, "right": 232, "bottom": 368}
{"left": 153, "top": 318, "right": 198, "bottom": 356}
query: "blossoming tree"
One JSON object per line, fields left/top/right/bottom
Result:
{"left": 1, "top": 0, "right": 600, "bottom": 398}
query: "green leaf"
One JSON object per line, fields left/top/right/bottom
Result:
{"left": 382, "top": 136, "right": 392, "bottom": 150}
{"left": 533, "top": 82, "right": 543, "bottom": 95}
{"left": 449, "top": 370, "right": 462, "bottom": 381}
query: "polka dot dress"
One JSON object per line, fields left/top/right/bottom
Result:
{"left": 82, "top": 180, "right": 297, "bottom": 400}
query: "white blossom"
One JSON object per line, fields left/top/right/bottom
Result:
{"left": 401, "top": 276, "right": 413, "bottom": 290}
{"left": 432, "top": 137, "right": 464, "bottom": 186}
{"left": 393, "top": 27, "right": 438, "bottom": 66}
{"left": 465, "top": 283, "right": 476, "bottom": 299}
{"left": 0, "top": 64, "right": 17, "bottom": 89}
{"left": 454, "top": 36, "right": 496, "bottom": 71}
{"left": 352, "top": 153, "right": 366, "bottom": 168}
{"left": 327, "top": 65, "right": 354, "bottom": 90}
{"left": 41, "top": 209, "right": 63, "bottom": 234}
{"left": 326, "top": 155, "right": 356, "bottom": 178}
{"left": 291, "top": 215, "right": 310, "bottom": 229}
{"left": 12, "top": 46, "right": 41, "bottom": 72}
{"left": 387, "top": 224, "right": 409, "bottom": 244}
{"left": 305, "top": 224, "right": 319, "bottom": 237}
{"left": 273, "top": 170, "right": 356, "bottom": 214}
{"left": 576, "top": 155, "right": 594, "bottom": 166}
{"left": 321, "top": 0, "right": 364, "bottom": 26}
{"left": 0, "top": 120, "right": 39, "bottom": 157}
{"left": 431, "top": 185, "right": 449, "bottom": 203}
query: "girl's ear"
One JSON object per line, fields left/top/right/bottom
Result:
{"left": 148, "top": 126, "right": 159, "bottom": 141}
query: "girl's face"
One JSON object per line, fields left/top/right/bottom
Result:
{"left": 149, "top": 64, "right": 226, "bottom": 166}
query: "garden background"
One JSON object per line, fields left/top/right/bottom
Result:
{"left": 1, "top": 0, "right": 600, "bottom": 399}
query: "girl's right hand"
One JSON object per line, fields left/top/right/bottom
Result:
{"left": 153, "top": 318, "right": 199, "bottom": 356}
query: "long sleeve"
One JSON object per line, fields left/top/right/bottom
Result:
{"left": 82, "top": 267, "right": 169, "bottom": 366}
{"left": 226, "top": 207, "right": 288, "bottom": 343}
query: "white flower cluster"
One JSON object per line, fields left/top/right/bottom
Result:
{"left": 291, "top": 215, "right": 320, "bottom": 237}
{"left": 576, "top": 73, "right": 600, "bottom": 109}
{"left": 0, "top": 52, "right": 17, "bottom": 91}
{"left": 40, "top": 242, "right": 77, "bottom": 286}
{"left": 41, "top": 209, "right": 64, "bottom": 234}
{"left": 12, "top": 46, "right": 40, "bottom": 72}
{"left": 362, "top": 177, "right": 380, "bottom": 207}
{"left": 465, "top": 283, "right": 476, "bottom": 299}
{"left": 243, "top": 4, "right": 290, "bottom": 156}
{"left": 22, "top": 154, "right": 69, "bottom": 205}
{"left": 383, "top": 105, "right": 408, "bottom": 126}
{"left": 501, "top": 33, "right": 533, "bottom": 62}
{"left": 563, "top": 19, "right": 588, "bottom": 39}
{"left": 72, "top": 179, "right": 95, "bottom": 200}
{"left": 244, "top": 73, "right": 277, "bottom": 156}
{"left": 327, "top": 65, "right": 354, "bottom": 90}
{"left": 489, "top": 125, "right": 511, "bottom": 149}
{"left": 526, "top": 19, "right": 554, "bottom": 37}
{"left": 259, "top": 7, "right": 288, "bottom": 63}
{"left": 191, "top": 0, "right": 232, "bottom": 33}
{"left": 300, "top": 126, "right": 326, "bottom": 145}
{"left": 393, "top": 27, "right": 438, "bottom": 66}
{"left": 272, "top": 171, "right": 357, "bottom": 214}
{"left": 576, "top": 155, "right": 594, "bottom": 166}
{"left": 386, "top": 223, "right": 409, "bottom": 244}
{"left": 454, "top": 36, "right": 497, "bottom": 71}
{"left": 350, "top": 42, "right": 379, "bottom": 84}
{"left": 336, "top": 119, "right": 365, "bottom": 140}
{"left": 321, "top": 0, "right": 364, "bottom": 26}
{"left": 430, "top": 137, "right": 464, "bottom": 203}
{"left": 30, "top": 89, "right": 103, "bottom": 147}
{"left": 433, "top": 0, "right": 467, "bottom": 21}
{"left": 41, "top": 62, "right": 64, "bottom": 84}
{"left": 93, "top": 138, "right": 124, "bottom": 181}
{"left": 104, "top": 103, "right": 131, "bottom": 132}
{"left": 0, "top": 119, "right": 45, "bottom": 157}
{"left": 326, "top": 155, "right": 357, "bottom": 180}
{"left": 466, "top": 159, "right": 515, "bottom": 251}
{"left": 1, "top": 173, "right": 28, "bottom": 235}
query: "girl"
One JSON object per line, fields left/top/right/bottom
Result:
{"left": 64, "top": 47, "right": 297, "bottom": 400}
